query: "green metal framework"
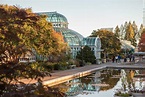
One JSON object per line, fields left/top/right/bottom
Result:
{"left": 37, "top": 12, "right": 102, "bottom": 61}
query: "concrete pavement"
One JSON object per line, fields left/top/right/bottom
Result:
{"left": 21, "top": 60, "right": 145, "bottom": 86}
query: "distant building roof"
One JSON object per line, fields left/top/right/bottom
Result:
{"left": 100, "top": 28, "right": 113, "bottom": 32}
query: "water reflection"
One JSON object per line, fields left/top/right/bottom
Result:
{"left": 52, "top": 69, "right": 145, "bottom": 97}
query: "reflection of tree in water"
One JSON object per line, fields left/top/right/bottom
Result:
{"left": 80, "top": 76, "right": 93, "bottom": 85}
{"left": 135, "top": 69, "right": 145, "bottom": 89}
{"left": 52, "top": 83, "right": 70, "bottom": 94}
{"left": 51, "top": 69, "right": 145, "bottom": 97}
{"left": 121, "top": 70, "right": 135, "bottom": 91}
{"left": 120, "top": 69, "right": 145, "bottom": 91}
{"left": 100, "top": 69, "right": 121, "bottom": 91}
{"left": 53, "top": 79, "right": 83, "bottom": 96}
{"left": 52, "top": 69, "right": 130, "bottom": 96}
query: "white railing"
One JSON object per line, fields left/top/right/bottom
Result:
{"left": 19, "top": 57, "right": 36, "bottom": 63}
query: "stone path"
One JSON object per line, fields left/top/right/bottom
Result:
{"left": 21, "top": 59, "right": 145, "bottom": 86}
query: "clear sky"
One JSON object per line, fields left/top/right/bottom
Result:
{"left": 1, "top": 0, "right": 144, "bottom": 37}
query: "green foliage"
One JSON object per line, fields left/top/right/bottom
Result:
{"left": 54, "top": 63, "right": 61, "bottom": 70}
{"left": 44, "top": 64, "right": 54, "bottom": 72}
{"left": 54, "top": 62, "right": 68, "bottom": 70}
{"left": 76, "top": 46, "right": 96, "bottom": 64}
{"left": 90, "top": 29, "right": 121, "bottom": 58}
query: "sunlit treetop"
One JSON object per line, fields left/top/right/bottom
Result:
{"left": 0, "top": 4, "right": 64, "bottom": 58}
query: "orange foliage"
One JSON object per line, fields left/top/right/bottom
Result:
{"left": 138, "top": 31, "right": 145, "bottom": 52}
{"left": 51, "top": 31, "right": 68, "bottom": 54}
{"left": 52, "top": 31, "right": 65, "bottom": 42}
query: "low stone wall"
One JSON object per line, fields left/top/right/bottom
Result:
{"left": 43, "top": 66, "right": 106, "bottom": 86}
{"left": 42, "top": 62, "right": 145, "bottom": 87}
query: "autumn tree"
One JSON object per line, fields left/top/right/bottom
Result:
{"left": 90, "top": 29, "right": 121, "bottom": 58}
{"left": 0, "top": 5, "right": 66, "bottom": 97}
{"left": 125, "top": 22, "right": 137, "bottom": 46}
{"left": 132, "top": 21, "right": 138, "bottom": 34}
{"left": 138, "top": 24, "right": 144, "bottom": 39}
{"left": 138, "top": 29, "right": 145, "bottom": 52}
{"left": 125, "top": 22, "right": 134, "bottom": 40}
{"left": 48, "top": 32, "right": 70, "bottom": 62}
{"left": 114, "top": 25, "right": 120, "bottom": 38}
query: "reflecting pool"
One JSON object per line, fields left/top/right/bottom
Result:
{"left": 52, "top": 69, "right": 145, "bottom": 97}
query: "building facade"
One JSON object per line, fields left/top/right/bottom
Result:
{"left": 37, "top": 12, "right": 102, "bottom": 63}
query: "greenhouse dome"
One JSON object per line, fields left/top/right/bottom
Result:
{"left": 37, "top": 12, "right": 68, "bottom": 28}
{"left": 37, "top": 12, "right": 102, "bottom": 62}
{"left": 37, "top": 12, "right": 83, "bottom": 46}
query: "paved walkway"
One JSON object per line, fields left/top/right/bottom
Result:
{"left": 21, "top": 59, "right": 145, "bottom": 86}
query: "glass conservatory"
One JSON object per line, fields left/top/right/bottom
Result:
{"left": 37, "top": 12, "right": 102, "bottom": 62}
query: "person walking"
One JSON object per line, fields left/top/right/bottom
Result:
{"left": 115, "top": 55, "right": 118, "bottom": 63}
{"left": 112, "top": 56, "right": 115, "bottom": 63}
{"left": 118, "top": 55, "right": 121, "bottom": 63}
{"left": 132, "top": 55, "right": 135, "bottom": 62}
{"left": 129, "top": 54, "right": 132, "bottom": 62}
{"left": 124, "top": 56, "right": 127, "bottom": 62}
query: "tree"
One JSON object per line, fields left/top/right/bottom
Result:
{"left": 114, "top": 25, "right": 120, "bottom": 38}
{"left": 139, "top": 24, "right": 144, "bottom": 36}
{"left": 125, "top": 22, "right": 134, "bottom": 40}
{"left": 0, "top": 5, "right": 66, "bottom": 96}
{"left": 51, "top": 32, "right": 68, "bottom": 55}
{"left": 76, "top": 46, "right": 96, "bottom": 64}
{"left": 125, "top": 22, "right": 136, "bottom": 46}
{"left": 47, "top": 32, "right": 70, "bottom": 62}
{"left": 138, "top": 29, "right": 145, "bottom": 52}
{"left": 132, "top": 21, "right": 138, "bottom": 34}
{"left": 90, "top": 29, "right": 121, "bottom": 58}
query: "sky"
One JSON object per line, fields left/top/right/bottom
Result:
{"left": 0, "top": 0, "right": 144, "bottom": 37}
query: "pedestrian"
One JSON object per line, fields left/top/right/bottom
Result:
{"left": 129, "top": 54, "right": 132, "bottom": 62}
{"left": 124, "top": 56, "right": 127, "bottom": 62}
{"left": 112, "top": 56, "right": 115, "bottom": 63}
{"left": 115, "top": 55, "right": 118, "bottom": 63}
{"left": 118, "top": 55, "right": 121, "bottom": 63}
{"left": 132, "top": 55, "right": 135, "bottom": 62}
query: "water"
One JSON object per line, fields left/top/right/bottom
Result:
{"left": 52, "top": 69, "right": 145, "bottom": 97}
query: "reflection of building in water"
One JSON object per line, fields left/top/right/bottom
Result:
{"left": 65, "top": 73, "right": 102, "bottom": 96}
{"left": 65, "top": 79, "right": 83, "bottom": 96}
{"left": 54, "top": 69, "right": 121, "bottom": 96}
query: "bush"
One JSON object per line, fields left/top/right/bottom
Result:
{"left": 54, "top": 63, "right": 61, "bottom": 70}
{"left": 45, "top": 64, "right": 54, "bottom": 72}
